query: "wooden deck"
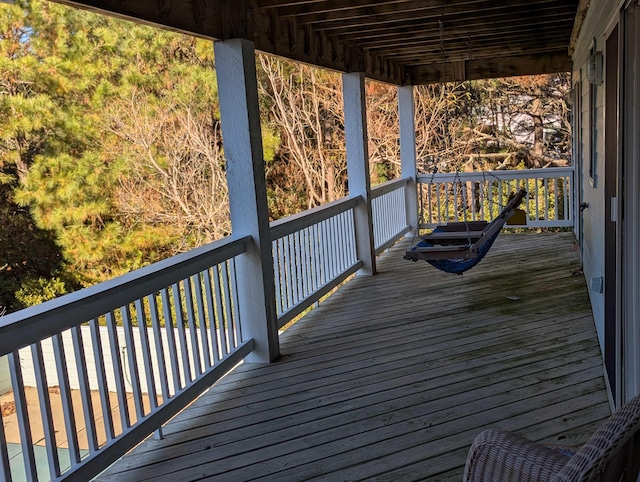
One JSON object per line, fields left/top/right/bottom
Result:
{"left": 97, "top": 232, "right": 611, "bottom": 482}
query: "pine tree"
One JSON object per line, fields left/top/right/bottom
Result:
{"left": 0, "top": 1, "right": 227, "bottom": 307}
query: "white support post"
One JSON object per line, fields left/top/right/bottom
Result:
{"left": 343, "top": 72, "right": 376, "bottom": 276}
{"left": 398, "top": 85, "right": 419, "bottom": 232}
{"left": 214, "top": 39, "right": 280, "bottom": 363}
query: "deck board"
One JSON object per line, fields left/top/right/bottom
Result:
{"left": 97, "top": 232, "right": 610, "bottom": 482}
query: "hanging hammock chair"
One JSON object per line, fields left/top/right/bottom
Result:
{"left": 404, "top": 188, "right": 527, "bottom": 274}
{"left": 405, "top": 16, "right": 527, "bottom": 274}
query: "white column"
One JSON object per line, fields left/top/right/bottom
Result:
{"left": 398, "top": 85, "right": 419, "bottom": 232}
{"left": 343, "top": 72, "right": 376, "bottom": 275}
{"left": 214, "top": 39, "right": 279, "bottom": 363}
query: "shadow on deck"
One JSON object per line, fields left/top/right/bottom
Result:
{"left": 97, "top": 232, "right": 610, "bottom": 482}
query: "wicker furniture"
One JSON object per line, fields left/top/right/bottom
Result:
{"left": 463, "top": 395, "right": 640, "bottom": 481}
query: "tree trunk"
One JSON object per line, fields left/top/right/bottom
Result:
{"left": 531, "top": 91, "right": 544, "bottom": 168}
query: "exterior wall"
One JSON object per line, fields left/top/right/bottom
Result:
{"left": 572, "top": 0, "right": 620, "bottom": 353}
{"left": 573, "top": 0, "right": 640, "bottom": 403}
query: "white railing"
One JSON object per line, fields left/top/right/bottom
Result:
{"left": 269, "top": 179, "right": 411, "bottom": 329}
{"left": 0, "top": 235, "right": 253, "bottom": 482}
{"left": 0, "top": 167, "right": 576, "bottom": 481}
{"left": 371, "top": 177, "right": 411, "bottom": 254}
{"left": 270, "top": 197, "right": 362, "bottom": 328}
{"left": 0, "top": 187, "right": 409, "bottom": 481}
{"left": 417, "top": 167, "right": 574, "bottom": 229}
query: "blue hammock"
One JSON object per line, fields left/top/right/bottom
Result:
{"left": 405, "top": 188, "right": 527, "bottom": 274}
{"left": 414, "top": 228, "right": 501, "bottom": 274}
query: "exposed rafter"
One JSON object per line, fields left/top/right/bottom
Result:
{"left": 51, "top": 0, "right": 577, "bottom": 85}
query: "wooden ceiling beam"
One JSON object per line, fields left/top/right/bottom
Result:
{"left": 282, "top": 0, "right": 568, "bottom": 27}
{"left": 53, "top": 0, "right": 225, "bottom": 38}
{"left": 272, "top": 0, "right": 487, "bottom": 19}
{"left": 257, "top": 0, "right": 376, "bottom": 8}
{"left": 362, "top": 24, "right": 571, "bottom": 50}
{"left": 334, "top": 15, "right": 573, "bottom": 42}
{"left": 350, "top": 19, "right": 574, "bottom": 48}
{"left": 313, "top": 5, "right": 576, "bottom": 34}
{"left": 394, "top": 42, "right": 572, "bottom": 66}
{"left": 51, "top": 0, "right": 401, "bottom": 84}
{"left": 49, "top": 0, "right": 578, "bottom": 86}
{"left": 408, "top": 51, "right": 571, "bottom": 84}
{"left": 252, "top": 19, "right": 404, "bottom": 84}
{"left": 379, "top": 44, "right": 561, "bottom": 68}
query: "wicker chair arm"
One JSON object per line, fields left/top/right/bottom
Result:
{"left": 463, "top": 429, "right": 570, "bottom": 482}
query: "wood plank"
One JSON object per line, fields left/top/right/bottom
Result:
{"left": 382, "top": 406, "right": 611, "bottom": 481}
{"left": 126, "top": 317, "right": 598, "bottom": 441}
{"left": 405, "top": 244, "right": 478, "bottom": 260}
{"left": 96, "top": 349, "right": 603, "bottom": 480}
{"left": 432, "top": 221, "right": 488, "bottom": 231}
{"left": 96, "top": 233, "right": 609, "bottom": 482}
{"left": 165, "top": 377, "right": 604, "bottom": 481}
{"left": 420, "top": 231, "right": 485, "bottom": 241}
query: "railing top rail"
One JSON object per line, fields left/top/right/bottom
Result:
{"left": 0, "top": 234, "right": 250, "bottom": 357}
{"left": 371, "top": 177, "right": 410, "bottom": 198}
{"left": 417, "top": 167, "right": 574, "bottom": 183}
{"left": 270, "top": 195, "right": 361, "bottom": 240}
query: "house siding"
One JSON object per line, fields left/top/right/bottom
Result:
{"left": 572, "top": 0, "right": 620, "bottom": 356}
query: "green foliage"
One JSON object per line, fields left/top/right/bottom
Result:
{"left": 261, "top": 124, "right": 280, "bottom": 163}
{"left": 0, "top": 181, "right": 69, "bottom": 311}
{"left": 0, "top": 0, "right": 572, "bottom": 314}
{"left": 15, "top": 275, "right": 68, "bottom": 307}
{"left": 0, "top": 0, "right": 225, "bottom": 305}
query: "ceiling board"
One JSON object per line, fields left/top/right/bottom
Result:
{"left": 52, "top": 0, "right": 579, "bottom": 85}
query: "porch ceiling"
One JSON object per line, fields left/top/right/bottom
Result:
{"left": 53, "top": 0, "right": 579, "bottom": 85}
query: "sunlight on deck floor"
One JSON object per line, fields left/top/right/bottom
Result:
{"left": 97, "top": 232, "right": 610, "bottom": 482}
